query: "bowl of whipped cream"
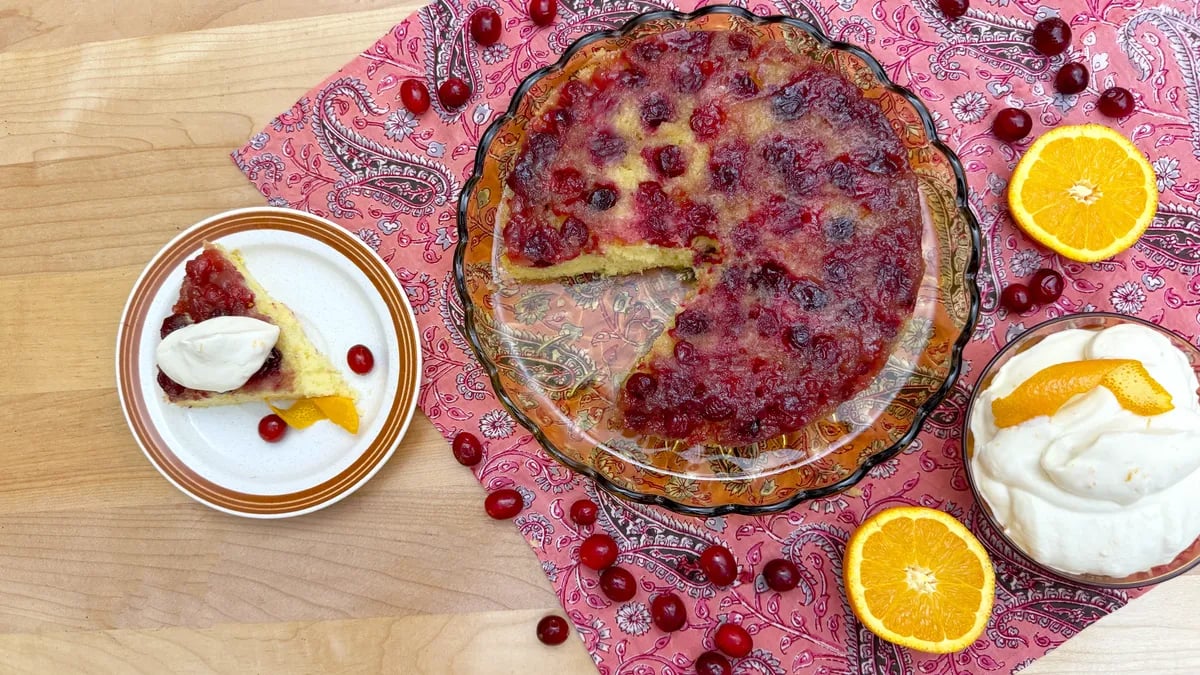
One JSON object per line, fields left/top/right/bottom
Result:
{"left": 964, "top": 312, "right": 1200, "bottom": 587}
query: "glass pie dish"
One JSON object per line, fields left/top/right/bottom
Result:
{"left": 963, "top": 312, "right": 1200, "bottom": 587}
{"left": 454, "top": 5, "right": 981, "bottom": 515}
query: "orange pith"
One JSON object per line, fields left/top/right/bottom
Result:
{"left": 991, "top": 359, "right": 1173, "bottom": 428}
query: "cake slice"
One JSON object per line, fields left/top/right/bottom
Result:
{"left": 155, "top": 242, "right": 354, "bottom": 407}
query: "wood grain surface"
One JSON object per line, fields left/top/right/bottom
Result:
{"left": 1, "top": 1, "right": 1198, "bottom": 672}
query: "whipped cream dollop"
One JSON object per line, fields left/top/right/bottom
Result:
{"left": 970, "top": 323, "right": 1200, "bottom": 578}
{"left": 156, "top": 316, "right": 280, "bottom": 392}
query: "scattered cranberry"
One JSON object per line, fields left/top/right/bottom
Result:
{"left": 937, "top": 0, "right": 969, "bottom": 19}
{"left": 699, "top": 545, "right": 738, "bottom": 586}
{"left": 346, "top": 344, "right": 374, "bottom": 374}
{"left": 763, "top": 558, "right": 801, "bottom": 592}
{"left": 160, "top": 313, "right": 190, "bottom": 338}
{"left": 695, "top": 651, "right": 732, "bottom": 675}
{"left": 157, "top": 370, "right": 186, "bottom": 397}
{"left": 438, "top": 77, "right": 471, "bottom": 109}
{"left": 400, "top": 79, "right": 431, "bottom": 114}
{"left": 469, "top": 7, "right": 502, "bottom": 45}
{"left": 258, "top": 414, "right": 287, "bottom": 442}
{"left": 1054, "top": 62, "right": 1089, "bottom": 95}
{"left": 579, "top": 533, "right": 619, "bottom": 570}
{"left": 1097, "top": 86, "right": 1135, "bottom": 117}
{"left": 992, "top": 108, "right": 1032, "bottom": 143}
{"left": 714, "top": 623, "right": 753, "bottom": 658}
{"left": 536, "top": 615, "right": 570, "bottom": 645}
{"left": 1030, "top": 268, "right": 1064, "bottom": 304}
{"left": 452, "top": 431, "right": 484, "bottom": 466}
{"left": 484, "top": 488, "right": 523, "bottom": 519}
{"left": 528, "top": 0, "right": 556, "bottom": 26}
{"left": 1031, "top": 17, "right": 1071, "bottom": 56}
{"left": 570, "top": 499, "right": 598, "bottom": 526}
{"left": 599, "top": 566, "right": 637, "bottom": 601}
{"left": 1000, "top": 283, "right": 1033, "bottom": 313}
{"left": 650, "top": 592, "right": 687, "bottom": 632}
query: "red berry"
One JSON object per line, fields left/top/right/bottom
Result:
{"left": 992, "top": 108, "right": 1032, "bottom": 143}
{"left": 763, "top": 558, "right": 800, "bottom": 592}
{"left": 469, "top": 7, "right": 502, "bottom": 45}
{"left": 937, "top": 0, "right": 969, "bottom": 19}
{"left": 1000, "top": 283, "right": 1033, "bottom": 313}
{"left": 695, "top": 651, "right": 732, "bottom": 675}
{"left": 698, "top": 544, "right": 737, "bottom": 586}
{"left": 714, "top": 623, "right": 753, "bottom": 658}
{"left": 452, "top": 431, "right": 484, "bottom": 466}
{"left": 1055, "top": 62, "right": 1089, "bottom": 95}
{"left": 1031, "top": 17, "right": 1071, "bottom": 56}
{"left": 1098, "top": 86, "right": 1135, "bottom": 118}
{"left": 1030, "top": 268, "right": 1064, "bottom": 304}
{"left": 528, "top": 0, "right": 556, "bottom": 26}
{"left": 438, "top": 77, "right": 471, "bottom": 109}
{"left": 400, "top": 79, "right": 430, "bottom": 114}
{"left": 579, "top": 533, "right": 619, "bottom": 570}
{"left": 258, "top": 414, "right": 287, "bottom": 442}
{"left": 536, "top": 615, "right": 570, "bottom": 645}
{"left": 599, "top": 566, "right": 637, "bottom": 601}
{"left": 570, "top": 498, "right": 598, "bottom": 526}
{"left": 346, "top": 344, "right": 374, "bottom": 374}
{"left": 484, "top": 488, "right": 523, "bottom": 519}
{"left": 650, "top": 592, "right": 687, "bottom": 632}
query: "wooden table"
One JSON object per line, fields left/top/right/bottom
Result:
{"left": 2, "top": 2, "right": 1199, "bottom": 672}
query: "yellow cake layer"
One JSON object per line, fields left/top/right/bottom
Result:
{"left": 501, "top": 243, "right": 695, "bottom": 280}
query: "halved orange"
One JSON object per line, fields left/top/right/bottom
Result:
{"left": 1008, "top": 124, "right": 1158, "bottom": 262}
{"left": 844, "top": 506, "right": 994, "bottom": 653}
{"left": 991, "top": 358, "right": 1173, "bottom": 428}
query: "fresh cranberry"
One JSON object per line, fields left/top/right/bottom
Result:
{"left": 438, "top": 77, "right": 471, "bottom": 109}
{"left": 650, "top": 592, "right": 687, "bottom": 632}
{"left": 452, "top": 431, "right": 484, "bottom": 466}
{"left": 1098, "top": 86, "right": 1135, "bottom": 117}
{"left": 1055, "top": 62, "right": 1089, "bottom": 95}
{"left": 714, "top": 623, "right": 753, "bottom": 658}
{"left": 258, "top": 414, "right": 287, "bottom": 442}
{"left": 528, "top": 0, "right": 556, "bottom": 26}
{"left": 160, "top": 313, "right": 191, "bottom": 338}
{"left": 695, "top": 651, "right": 732, "bottom": 675}
{"left": 587, "top": 185, "right": 619, "bottom": 210}
{"left": 570, "top": 498, "right": 598, "bottom": 526}
{"left": 599, "top": 566, "right": 637, "bottom": 601}
{"left": 346, "top": 344, "right": 374, "bottom": 374}
{"left": 484, "top": 488, "right": 523, "bottom": 519}
{"left": 536, "top": 615, "right": 570, "bottom": 645}
{"left": 579, "top": 533, "right": 619, "bottom": 570}
{"left": 400, "top": 79, "right": 431, "bottom": 114}
{"left": 763, "top": 558, "right": 800, "bottom": 591}
{"left": 991, "top": 108, "right": 1032, "bottom": 143}
{"left": 469, "top": 7, "right": 502, "bottom": 45}
{"left": 157, "top": 370, "right": 186, "bottom": 397}
{"left": 1030, "top": 268, "right": 1064, "bottom": 303}
{"left": 937, "top": 0, "right": 969, "bottom": 19}
{"left": 654, "top": 145, "right": 688, "bottom": 177}
{"left": 1000, "top": 283, "right": 1033, "bottom": 313}
{"left": 626, "top": 372, "right": 657, "bottom": 399}
{"left": 699, "top": 545, "right": 737, "bottom": 586}
{"left": 1031, "top": 17, "right": 1071, "bottom": 56}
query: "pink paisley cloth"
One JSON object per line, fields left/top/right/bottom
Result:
{"left": 233, "top": 1, "right": 1200, "bottom": 672}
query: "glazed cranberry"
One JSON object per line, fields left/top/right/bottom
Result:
{"left": 640, "top": 93, "right": 674, "bottom": 129}
{"left": 599, "top": 566, "right": 637, "bottom": 601}
{"left": 346, "top": 344, "right": 374, "bottom": 374}
{"left": 785, "top": 324, "right": 812, "bottom": 351}
{"left": 536, "top": 615, "right": 570, "bottom": 645}
{"left": 991, "top": 108, "right": 1032, "bottom": 143}
{"left": 469, "top": 7, "right": 502, "bottom": 45}
{"left": 655, "top": 145, "right": 688, "bottom": 177}
{"left": 1098, "top": 86, "right": 1135, "bottom": 117}
{"left": 452, "top": 431, "right": 484, "bottom": 466}
{"left": 650, "top": 592, "right": 687, "bottom": 632}
{"left": 587, "top": 185, "right": 619, "bottom": 210}
{"left": 250, "top": 347, "right": 282, "bottom": 381}
{"left": 626, "top": 372, "right": 657, "bottom": 399}
{"left": 258, "top": 414, "right": 287, "bottom": 442}
{"left": 438, "top": 77, "right": 471, "bottom": 109}
{"left": 1031, "top": 17, "right": 1071, "bottom": 56}
{"left": 400, "top": 79, "right": 431, "bottom": 114}
{"left": 763, "top": 558, "right": 800, "bottom": 591}
{"left": 1055, "top": 62, "right": 1089, "bottom": 95}
{"left": 699, "top": 544, "right": 737, "bottom": 586}
{"left": 160, "top": 313, "right": 190, "bottom": 338}
{"left": 938, "top": 0, "right": 969, "bottom": 19}
{"left": 589, "top": 129, "right": 627, "bottom": 163}
{"left": 157, "top": 370, "right": 186, "bottom": 397}
{"left": 570, "top": 498, "right": 598, "bottom": 526}
{"left": 690, "top": 102, "right": 724, "bottom": 140}
{"left": 528, "top": 0, "right": 556, "bottom": 26}
{"left": 695, "top": 651, "right": 732, "bottom": 675}
{"left": 729, "top": 71, "right": 758, "bottom": 98}
{"left": 674, "top": 308, "right": 710, "bottom": 336}
{"left": 1000, "top": 283, "right": 1033, "bottom": 313}
{"left": 579, "top": 533, "right": 619, "bottom": 570}
{"left": 484, "top": 488, "right": 524, "bottom": 519}
{"left": 714, "top": 623, "right": 753, "bottom": 658}
{"left": 1030, "top": 268, "right": 1064, "bottom": 303}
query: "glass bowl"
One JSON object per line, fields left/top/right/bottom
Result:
{"left": 963, "top": 312, "right": 1200, "bottom": 587}
{"left": 454, "top": 5, "right": 981, "bottom": 515}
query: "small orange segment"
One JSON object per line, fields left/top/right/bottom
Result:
{"left": 844, "top": 506, "right": 994, "bottom": 654}
{"left": 269, "top": 396, "right": 360, "bottom": 434}
{"left": 991, "top": 359, "right": 1173, "bottom": 427}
